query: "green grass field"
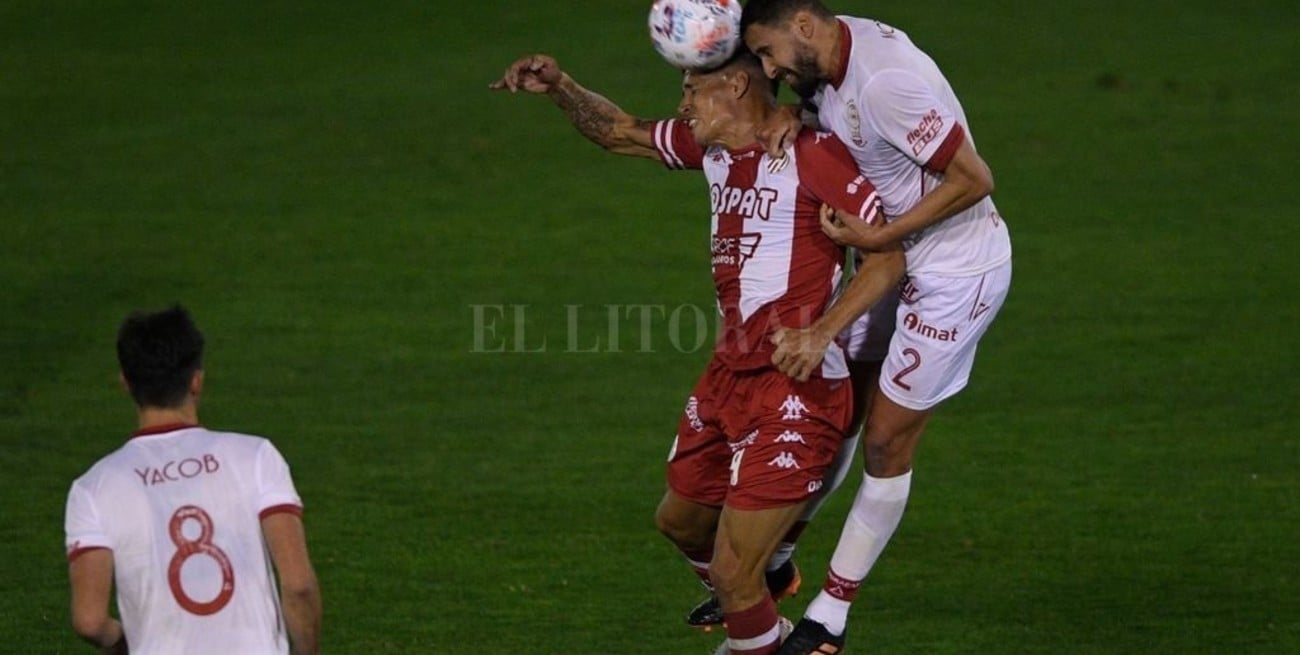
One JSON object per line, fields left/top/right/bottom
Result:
{"left": 2, "top": 1, "right": 1298, "bottom": 653}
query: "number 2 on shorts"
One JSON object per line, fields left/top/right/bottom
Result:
{"left": 891, "top": 347, "right": 922, "bottom": 391}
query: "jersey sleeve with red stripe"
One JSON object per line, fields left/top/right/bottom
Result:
{"left": 651, "top": 119, "right": 706, "bottom": 170}
{"left": 254, "top": 440, "right": 303, "bottom": 517}
{"left": 861, "top": 69, "right": 965, "bottom": 171}
{"left": 65, "top": 481, "right": 111, "bottom": 561}
{"left": 793, "top": 129, "right": 884, "bottom": 225}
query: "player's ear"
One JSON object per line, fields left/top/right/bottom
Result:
{"left": 189, "top": 369, "right": 204, "bottom": 398}
{"left": 118, "top": 372, "right": 130, "bottom": 395}
{"left": 792, "top": 10, "right": 816, "bottom": 40}
{"left": 730, "top": 69, "right": 751, "bottom": 99}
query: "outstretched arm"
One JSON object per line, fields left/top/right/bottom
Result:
{"left": 490, "top": 54, "right": 659, "bottom": 159}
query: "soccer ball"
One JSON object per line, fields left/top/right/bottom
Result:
{"left": 648, "top": 0, "right": 743, "bottom": 70}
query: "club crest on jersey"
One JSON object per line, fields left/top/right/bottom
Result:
{"left": 710, "top": 184, "right": 778, "bottom": 221}
{"left": 711, "top": 233, "right": 762, "bottom": 269}
{"left": 845, "top": 101, "right": 865, "bottom": 146}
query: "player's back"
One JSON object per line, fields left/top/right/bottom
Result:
{"left": 66, "top": 426, "right": 301, "bottom": 655}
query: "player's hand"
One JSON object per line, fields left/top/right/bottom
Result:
{"left": 489, "top": 54, "right": 563, "bottom": 94}
{"left": 770, "top": 326, "right": 832, "bottom": 383}
{"left": 819, "top": 203, "right": 893, "bottom": 250}
{"left": 759, "top": 105, "right": 801, "bottom": 173}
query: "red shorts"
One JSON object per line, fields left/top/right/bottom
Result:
{"left": 667, "top": 358, "right": 853, "bottom": 510}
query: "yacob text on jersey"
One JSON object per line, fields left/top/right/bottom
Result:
{"left": 134, "top": 454, "right": 221, "bottom": 487}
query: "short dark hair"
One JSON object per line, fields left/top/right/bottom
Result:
{"left": 741, "top": 0, "right": 835, "bottom": 32}
{"left": 702, "top": 48, "right": 781, "bottom": 99}
{"left": 116, "top": 305, "right": 205, "bottom": 408}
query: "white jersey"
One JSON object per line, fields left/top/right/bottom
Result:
{"left": 652, "top": 120, "right": 885, "bottom": 379}
{"left": 65, "top": 425, "right": 303, "bottom": 655}
{"left": 812, "top": 16, "right": 1012, "bottom": 276}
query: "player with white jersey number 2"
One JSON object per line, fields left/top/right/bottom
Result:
{"left": 64, "top": 306, "right": 320, "bottom": 655}
{"left": 492, "top": 49, "right": 904, "bottom": 655}
{"left": 740, "top": 1, "right": 1014, "bottom": 654}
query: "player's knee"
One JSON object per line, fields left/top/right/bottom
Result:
{"left": 654, "top": 504, "right": 711, "bottom": 551}
{"left": 706, "top": 549, "right": 743, "bottom": 595}
{"left": 708, "top": 545, "right": 767, "bottom": 606}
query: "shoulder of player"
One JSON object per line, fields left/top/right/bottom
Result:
{"left": 860, "top": 66, "right": 927, "bottom": 96}
{"left": 792, "top": 128, "right": 853, "bottom": 167}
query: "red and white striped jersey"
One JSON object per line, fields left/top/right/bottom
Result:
{"left": 652, "top": 120, "right": 882, "bottom": 379}
{"left": 812, "top": 16, "right": 1012, "bottom": 276}
{"left": 65, "top": 425, "right": 302, "bottom": 655}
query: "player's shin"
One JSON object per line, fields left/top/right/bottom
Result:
{"left": 803, "top": 471, "right": 913, "bottom": 636}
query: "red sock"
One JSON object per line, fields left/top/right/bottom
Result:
{"left": 723, "top": 597, "right": 781, "bottom": 655}
{"left": 822, "top": 567, "right": 862, "bottom": 602}
{"left": 680, "top": 547, "right": 713, "bottom": 587}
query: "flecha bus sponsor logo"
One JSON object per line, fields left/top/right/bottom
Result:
{"left": 907, "top": 108, "right": 944, "bottom": 156}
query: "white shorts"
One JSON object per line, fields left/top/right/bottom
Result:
{"left": 879, "top": 261, "right": 1012, "bottom": 411}
{"left": 838, "top": 293, "right": 900, "bottom": 363}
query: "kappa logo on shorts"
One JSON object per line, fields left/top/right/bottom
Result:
{"left": 774, "top": 430, "right": 807, "bottom": 445}
{"left": 768, "top": 452, "right": 800, "bottom": 470}
{"left": 779, "top": 394, "right": 808, "bottom": 421}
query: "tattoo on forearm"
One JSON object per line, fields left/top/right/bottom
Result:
{"left": 551, "top": 81, "right": 618, "bottom": 146}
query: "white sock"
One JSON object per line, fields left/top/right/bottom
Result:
{"left": 804, "top": 471, "right": 913, "bottom": 635}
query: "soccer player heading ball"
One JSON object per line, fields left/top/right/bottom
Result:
{"left": 492, "top": 44, "right": 906, "bottom": 655}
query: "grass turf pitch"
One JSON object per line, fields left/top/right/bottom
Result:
{"left": 1, "top": 1, "right": 1297, "bottom": 653}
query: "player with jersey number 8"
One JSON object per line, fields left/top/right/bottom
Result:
{"left": 64, "top": 306, "right": 321, "bottom": 655}
{"left": 492, "top": 47, "right": 905, "bottom": 655}
{"left": 738, "top": 1, "right": 1015, "bottom": 654}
